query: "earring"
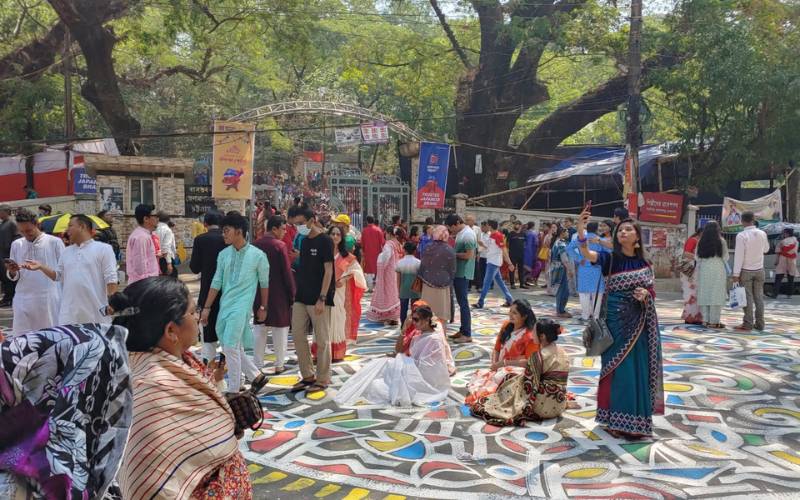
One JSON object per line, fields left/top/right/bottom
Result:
{"left": 634, "top": 242, "right": 640, "bottom": 249}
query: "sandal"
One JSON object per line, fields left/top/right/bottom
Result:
{"left": 305, "top": 383, "right": 328, "bottom": 394}
{"left": 289, "top": 378, "right": 316, "bottom": 392}
{"left": 271, "top": 366, "right": 286, "bottom": 375}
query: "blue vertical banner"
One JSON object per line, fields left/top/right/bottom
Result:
{"left": 416, "top": 141, "right": 451, "bottom": 209}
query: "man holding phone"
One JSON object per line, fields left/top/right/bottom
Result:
{"left": 5, "top": 209, "right": 64, "bottom": 333}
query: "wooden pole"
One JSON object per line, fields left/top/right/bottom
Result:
{"left": 626, "top": 0, "right": 643, "bottom": 197}
{"left": 520, "top": 185, "right": 542, "bottom": 211}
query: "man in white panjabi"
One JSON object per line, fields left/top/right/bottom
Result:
{"left": 3, "top": 209, "right": 64, "bottom": 334}
{"left": 25, "top": 214, "right": 118, "bottom": 325}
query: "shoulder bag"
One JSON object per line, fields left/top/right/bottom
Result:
{"left": 582, "top": 250, "right": 614, "bottom": 356}
{"left": 225, "top": 374, "right": 268, "bottom": 435}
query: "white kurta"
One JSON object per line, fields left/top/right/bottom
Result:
{"left": 335, "top": 329, "right": 451, "bottom": 407}
{"left": 155, "top": 222, "right": 177, "bottom": 261}
{"left": 56, "top": 240, "right": 118, "bottom": 325}
{"left": 8, "top": 233, "right": 64, "bottom": 334}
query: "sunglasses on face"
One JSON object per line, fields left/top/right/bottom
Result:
{"left": 412, "top": 316, "right": 421, "bottom": 321}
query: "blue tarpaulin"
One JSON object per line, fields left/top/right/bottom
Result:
{"left": 528, "top": 144, "right": 667, "bottom": 184}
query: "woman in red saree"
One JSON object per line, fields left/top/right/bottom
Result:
{"left": 326, "top": 226, "right": 366, "bottom": 360}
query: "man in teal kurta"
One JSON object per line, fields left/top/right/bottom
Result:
{"left": 201, "top": 212, "right": 269, "bottom": 393}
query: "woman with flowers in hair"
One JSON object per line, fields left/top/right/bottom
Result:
{"left": 469, "top": 317, "right": 570, "bottom": 426}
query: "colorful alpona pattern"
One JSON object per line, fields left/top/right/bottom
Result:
{"left": 233, "top": 292, "right": 799, "bottom": 498}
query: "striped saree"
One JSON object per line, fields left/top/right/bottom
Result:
{"left": 119, "top": 349, "right": 251, "bottom": 500}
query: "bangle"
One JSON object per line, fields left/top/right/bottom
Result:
{"left": 577, "top": 235, "right": 587, "bottom": 243}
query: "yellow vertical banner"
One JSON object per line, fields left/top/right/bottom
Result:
{"left": 212, "top": 120, "right": 255, "bottom": 199}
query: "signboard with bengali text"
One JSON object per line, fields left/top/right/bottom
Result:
{"left": 211, "top": 120, "right": 255, "bottom": 199}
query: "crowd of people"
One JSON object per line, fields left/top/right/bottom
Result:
{"left": 0, "top": 198, "right": 693, "bottom": 497}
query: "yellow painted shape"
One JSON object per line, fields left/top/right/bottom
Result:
{"left": 252, "top": 429, "right": 264, "bottom": 438}
{"left": 583, "top": 431, "right": 601, "bottom": 441}
{"left": 252, "top": 471, "right": 287, "bottom": 484}
{"left": 344, "top": 354, "right": 361, "bottom": 361}
{"left": 281, "top": 478, "right": 316, "bottom": 491}
{"left": 664, "top": 383, "right": 693, "bottom": 392}
{"left": 687, "top": 444, "right": 728, "bottom": 457}
{"left": 247, "top": 464, "right": 263, "bottom": 474}
{"left": 269, "top": 375, "right": 301, "bottom": 386}
{"left": 315, "top": 484, "right": 342, "bottom": 497}
{"left": 770, "top": 450, "right": 800, "bottom": 466}
{"left": 264, "top": 354, "right": 276, "bottom": 361}
{"left": 581, "top": 358, "right": 594, "bottom": 367}
{"left": 455, "top": 350, "right": 474, "bottom": 360}
{"left": 366, "top": 431, "right": 415, "bottom": 452}
{"left": 342, "top": 488, "right": 371, "bottom": 500}
{"left": 306, "top": 389, "right": 326, "bottom": 400}
{"left": 384, "top": 495, "right": 406, "bottom": 500}
{"left": 565, "top": 467, "right": 606, "bottom": 479}
{"left": 317, "top": 412, "right": 357, "bottom": 424}
{"left": 575, "top": 410, "right": 596, "bottom": 418}
{"left": 753, "top": 407, "right": 800, "bottom": 421}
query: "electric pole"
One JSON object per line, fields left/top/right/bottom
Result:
{"left": 626, "top": 0, "right": 643, "bottom": 199}
{"left": 64, "top": 30, "right": 74, "bottom": 140}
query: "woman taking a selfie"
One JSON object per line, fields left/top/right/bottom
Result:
{"left": 575, "top": 208, "right": 664, "bottom": 439}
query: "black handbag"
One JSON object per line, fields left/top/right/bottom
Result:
{"left": 225, "top": 374, "right": 268, "bottom": 435}
{"left": 582, "top": 249, "right": 614, "bottom": 356}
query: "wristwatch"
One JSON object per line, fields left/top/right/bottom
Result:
{"left": 318, "top": 295, "right": 326, "bottom": 302}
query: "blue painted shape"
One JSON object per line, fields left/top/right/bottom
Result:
{"left": 496, "top": 467, "right": 516, "bottom": 476}
{"left": 667, "top": 395, "right": 684, "bottom": 405}
{"left": 654, "top": 467, "right": 718, "bottom": 479}
{"left": 578, "top": 370, "right": 600, "bottom": 376}
{"left": 460, "top": 404, "right": 472, "bottom": 417}
{"left": 711, "top": 430, "right": 727, "bottom": 442}
{"left": 285, "top": 419, "right": 305, "bottom": 429}
{"left": 526, "top": 431, "right": 549, "bottom": 441}
{"left": 663, "top": 365, "right": 695, "bottom": 372}
{"left": 674, "top": 353, "right": 705, "bottom": 359}
{"left": 568, "top": 386, "right": 590, "bottom": 394}
{"left": 391, "top": 441, "right": 425, "bottom": 459}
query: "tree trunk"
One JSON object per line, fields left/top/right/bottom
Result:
{"left": 47, "top": 0, "right": 140, "bottom": 154}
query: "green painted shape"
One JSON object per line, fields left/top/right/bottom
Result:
{"left": 736, "top": 377, "right": 755, "bottom": 390}
{"left": 743, "top": 434, "right": 766, "bottom": 446}
{"left": 333, "top": 419, "right": 380, "bottom": 429}
{"left": 621, "top": 442, "right": 653, "bottom": 462}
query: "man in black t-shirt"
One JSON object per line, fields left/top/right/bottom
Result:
{"left": 508, "top": 221, "right": 527, "bottom": 289}
{"left": 290, "top": 206, "right": 335, "bottom": 393}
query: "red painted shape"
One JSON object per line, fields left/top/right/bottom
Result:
{"left": 742, "top": 363, "right": 769, "bottom": 373}
{"left": 544, "top": 444, "right": 573, "bottom": 454}
{"left": 248, "top": 430, "right": 295, "bottom": 452}
{"left": 501, "top": 438, "right": 527, "bottom": 454}
{"left": 312, "top": 427, "right": 348, "bottom": 440}
{"left": 707, "top": 395, "right": 730, "bottom": 404}
{"left": 424, "top": 434, "right": 449, "bottom": 443}
{"left": 508, "top": 477, "right": 527, "bottom": 487}
{"left": 483, "top": 424, "right": 502, "bottom": 433}
{"left": 704, "top": 377, "right": 722, "bottom": 383}
{"left": 687, "top": 414, "right": 720, "bottom": 423}
{"left": 419, "top": 461, "right": 467, "bottom": 477}
{"left": 426, "top": 410, "right": 448, "bottom": 419}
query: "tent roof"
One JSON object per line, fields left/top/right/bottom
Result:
{"left": 528, "top": 144, "right": 669, "bottom": 184}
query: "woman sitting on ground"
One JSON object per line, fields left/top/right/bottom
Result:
{"left": 115, "top": 276, "right": 253, "bottom": 499}
{"left": 470, "top": 319, "right": 570, "bottom": 426}
{"left": 335, "top": 305, "right": 451, "bottom": 407}
{"left": 465, "top": 299, "right": 539, "bottom": 406}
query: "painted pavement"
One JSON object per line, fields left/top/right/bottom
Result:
{"left": 240, "top": 291, "right": 800, "bottom": 499}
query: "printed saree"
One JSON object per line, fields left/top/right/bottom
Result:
{"left": 595, "top": 261, "right": 665, "bottom": 436}
{"left": 0, "top": 324, "right": 132, "bottom": 500}
{"left": 469, "top": 342, "right": 569, "bottom": 426}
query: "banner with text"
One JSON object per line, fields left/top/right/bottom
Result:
{"left": 416, "top": 141, "right": 450, "bottom": 209}
{"left": 360, "top": 121, "right": 389, "bottom": 144}
{"left": 335, "top": 127, "right": 362, "bottom": 146}
{"left": 212, "top": 120, "right": 255, "bottom": 199}
{"left": 638, "top": 192, "right": 683, "bottom": 225}
{"left": 722, "top": 189, "right": 782, "bottom": 232}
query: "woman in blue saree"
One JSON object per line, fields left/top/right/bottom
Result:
{"left": 576, "top": 208, "right": 664, "bottom": 438}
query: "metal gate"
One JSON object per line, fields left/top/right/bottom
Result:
{"left": 329, "top": 170, "right": 409, "bottom": 230}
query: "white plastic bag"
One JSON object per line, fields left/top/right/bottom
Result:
{"left": 729, "top": 284, "right": 747, "bottom": 309}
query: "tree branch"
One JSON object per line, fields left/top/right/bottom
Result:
{"left": 0, "top": 20, "right": 67, "bottom": 81}
{"left": 429, "top": 0, "right": 472, "bottom": 69}
{"left": 517, "top": 52, "right": 679, "bottom": 158}
{"left": 121, "top": 48, "right": 227, "bottom": 88}
{"left": 190, "top": 0, "right": 247, "bottom": 33}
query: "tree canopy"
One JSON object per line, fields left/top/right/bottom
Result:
{"left": 0, "top": 0, "right": 797, "bottom": 190}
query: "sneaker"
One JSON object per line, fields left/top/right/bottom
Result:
{"left": 472, "top": 303, "right": 483, "bottom": 309}
{"left": 733, "top": 325, "right": 752, "bottom": 332}
{"left": 556, "top": 312, "right": 573, "bottom": 319}
{"left": 453, "top": 336, "right": 473, "bottom": 344}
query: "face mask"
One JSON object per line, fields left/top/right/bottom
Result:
{"left": 297, "top": 224, "right": 311, "bottom": 236}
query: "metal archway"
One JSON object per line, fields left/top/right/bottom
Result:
{"left": 229, "top": 100, "right": 424, "bottom": 141}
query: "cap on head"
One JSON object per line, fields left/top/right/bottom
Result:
{"left": 333, "top": 214, "right": 351, "bottom": 225}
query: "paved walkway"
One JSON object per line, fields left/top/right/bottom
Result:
{"left": 1, "top": 283, "right": 799, "bottom": 499}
